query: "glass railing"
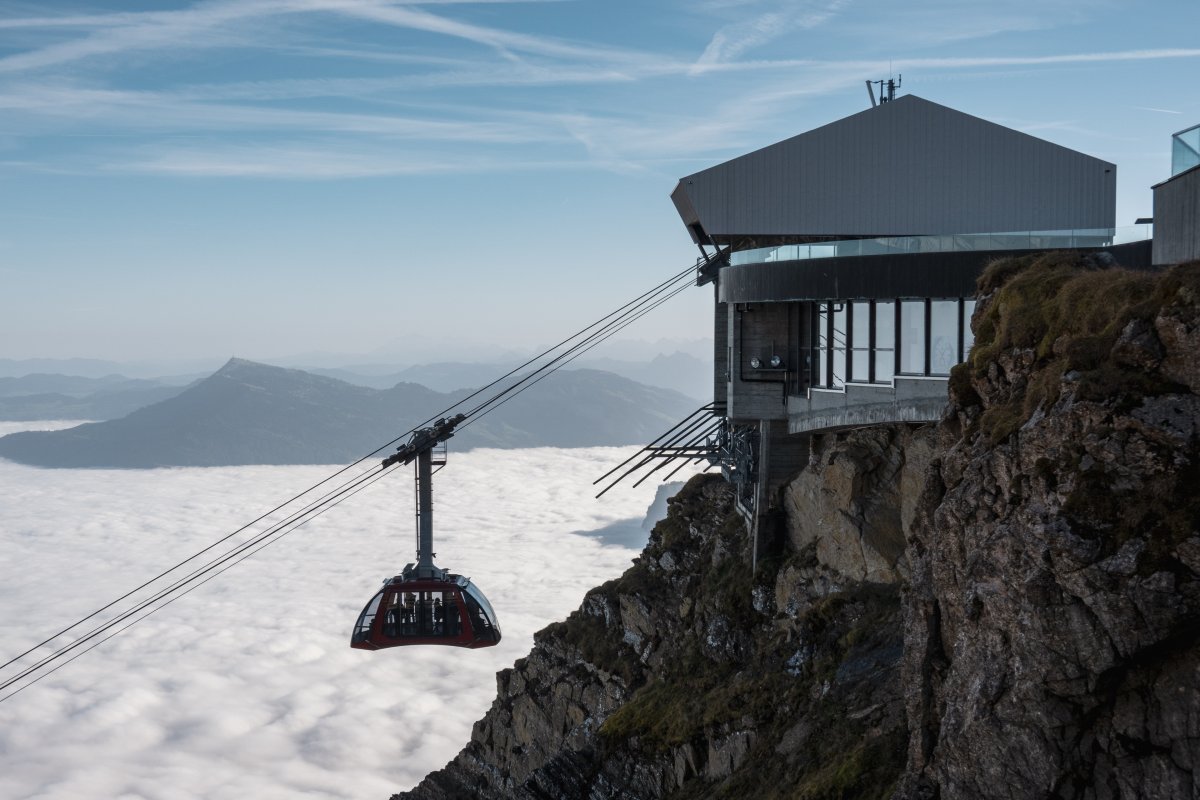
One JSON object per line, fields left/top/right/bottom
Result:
{"left": 1172, "top": 123, "right": 1200, "bottom": 177}
{"left": 729, "top": 225, "right": 1153, "bottom": 266}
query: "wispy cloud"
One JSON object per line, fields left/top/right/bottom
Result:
{"left": 1, "top": 0, "right": 1197, "bottom": 182}
{"left": 331, "top": 1, "right": 645, "bottom": 64}
{"left": 0, "top": 81, "right": 573, "bottom": 143}
{"left": 692, "top": 0, "right": 848, "bottom": 73}
{"left": 109, "top": 143, "right": 562, "bottom": 178}
{"left": 0, "top": 0, "right": 638, "bottom": 74}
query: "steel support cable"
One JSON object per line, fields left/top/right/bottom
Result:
{"left": 4, "top": 269, "right": 695, "bottom": 696}
{"left": 452, "top": 263, "right": 697, "bottom": 423}
{"left": 0, "top": 460, "right": 393, "bottom": 696}
{"left": 458, "top": 269, "right": 696, "bottom": 423}
{"left": 616, "top": 413, "right": 721, "bottom": 481}
{"left": 6, "top": 267, "right": 692, "bottom": 690}
{"left": 0, "top": 450, "right": 422, "bottom": 674}
{"left": 1, "top": 263, "right": 696, "bottom": 676}
{"left": 462, "top": 279, "right": 695, "bottom": 428}
{"left": 0, "top": 261, "right": 701, "bottom": 693}
{"left": 593, "top": 404, "right": 717, "bottom": 484}
{"left": 595, "top": 402, "right": 715, "bottom": 484}
{"left": 594, "top": 415, "right": 723, "bottom": 498}
{"left": 629, "top": 419, "right": 725, "bottom": 489}
{"left": 0, "top": 453, "right": 384, "bottom": 676}
{"left": 0, "top": 462, "right": 394, "bottom": 705}
{"left": 462, "top": 276, "right": 695, "bottom": 424}
{"left": 659, "top": 449, "right": 718, "bottom": 483}
{"left": 457, "top": 267, "right": 695, "bottom": 420}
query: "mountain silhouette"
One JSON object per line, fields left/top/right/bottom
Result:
{"left": 0, "top": 358, "right": 699, "bottom": 468}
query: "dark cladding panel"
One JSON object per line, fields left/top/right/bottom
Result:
{"left": 714, "top": 295, "right": 728, "bottom": 405}
{"left": 1153, "top": 165, "right": 1200, "bottom": 266}
{"left": 679, "top": 96, "right": 1116, "bottom": 239}
{"left": 671, "top": 182, "right": 703, "bottom": 244}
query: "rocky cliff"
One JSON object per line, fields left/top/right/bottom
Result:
{"left": 395, "top": 254, "right": 1200, "bottom": 800}
{"left": 898, "top": 254, "right": 1200, "bottom": 799}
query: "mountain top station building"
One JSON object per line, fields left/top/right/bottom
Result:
{"left": 669, "top": 93, "right": 1166, "bottom": 542}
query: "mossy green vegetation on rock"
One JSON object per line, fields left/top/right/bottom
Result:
{"left": 964, "top": 254, "right": 1200, "bottom": 444}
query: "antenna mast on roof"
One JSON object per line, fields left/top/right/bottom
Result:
{"left": 866, "top": 74, "right": 901, "bottom": 107}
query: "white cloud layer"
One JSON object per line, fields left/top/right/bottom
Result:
{"left": 0, "top": 426, "right": 699, "bottom": 799}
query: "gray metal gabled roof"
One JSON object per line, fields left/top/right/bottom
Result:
{"left": 673, "top": 95, "right": 1116, "bottom": 244}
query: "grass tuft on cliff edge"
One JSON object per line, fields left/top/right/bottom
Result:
{"left": 962, "top": 253, "right": 1200, "bottom": 444}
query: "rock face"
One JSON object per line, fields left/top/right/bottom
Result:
{"left": 396, "top": 470, "right": 912, "bottom": 799}
{"left": 395, "top": 255, "right": 1200, "bottom": 800}
{"left": 898, "top": 257, "right": 1200, "bottom": 799}
{"left": 783, "top": 427, "right": 934, "bottom": 585}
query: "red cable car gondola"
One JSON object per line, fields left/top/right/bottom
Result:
{"left": 351, "top": 572, "right": 500, "bottom": 650}
{"left": 350, "top": 415, "right": 501, "bottom": 651}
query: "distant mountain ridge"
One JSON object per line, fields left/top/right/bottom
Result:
{"left": 0, "top": 358, "right": 699, "bottom": 468}
{"left": 0, "top": 373, "right": 190, "bottom": 421}
{"left": 307, "top": 352, "right": 712, "bottom": 400}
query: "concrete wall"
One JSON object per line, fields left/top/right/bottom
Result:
{"left": 787, "top": 377, "right": 949, "bottom": 434}
{"left": 1153, "top": 166, "right": 1200, "bottom": 266}
{"left": 762, "top": 419, "right": 810, "bottom": 499}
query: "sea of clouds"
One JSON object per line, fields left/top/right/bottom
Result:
{"left": 0, "top": 421, "right": 695, "bottom": 799}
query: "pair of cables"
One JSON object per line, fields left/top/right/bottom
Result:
{"left": 0, "top": 261, "right": 701, "bottom": 703}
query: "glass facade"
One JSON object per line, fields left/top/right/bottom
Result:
{"left": 929, "top": 301, "right": 958, "bottom": 375}
{"left": 815, "top": 304, "right": 828, "bottom": 386}
{"left": 729, "top": 226, "right": 1151, "bottom": 266}
{"left": 850, "top": 302, "right": 870, "bottom": 382}
{"left": 874, "top": 301, "right": 895, "bottom": 381}
{"left": 1173, "top": 123, "right": 1200, "bottom": 177}
{"left": 810, "top": 297, "right": 973, "bottom": 389}
{"left": 831, "top": 304, "right": 846, "bottom": 388}
{"left": 899, "top": 301, "right": 924, "bottom": 375}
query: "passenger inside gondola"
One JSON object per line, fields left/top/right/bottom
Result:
{"left": 351, "top": 576, "right": 500, "bottom": 649}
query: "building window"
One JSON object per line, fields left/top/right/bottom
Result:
{"left": 930, "top": 300, "right": 958, "bottom": 375}
{"left": 874, "top": 301, "right": 895, "bottom": 382}
{"left": 809, "top": 297, "right": 974, "bottom": 391}
{"left": 831, "top": 303, "right": 846, "bottom": 387}
{"left": 850, "top": 302, "right": 870, "bottom": 382}
{"left": 815, "top": 303, "right": 827, "bottom": 387}
{"left": 899, "top": 300, "right": 924, "bottom": 374}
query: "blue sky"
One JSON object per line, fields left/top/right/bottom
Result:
{"left": 1, "top": 0, "right": 1198, "bottom": 365}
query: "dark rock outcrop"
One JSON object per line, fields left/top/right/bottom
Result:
{"left": 897, "top": 257, "right": 1200, "bottom": 799}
